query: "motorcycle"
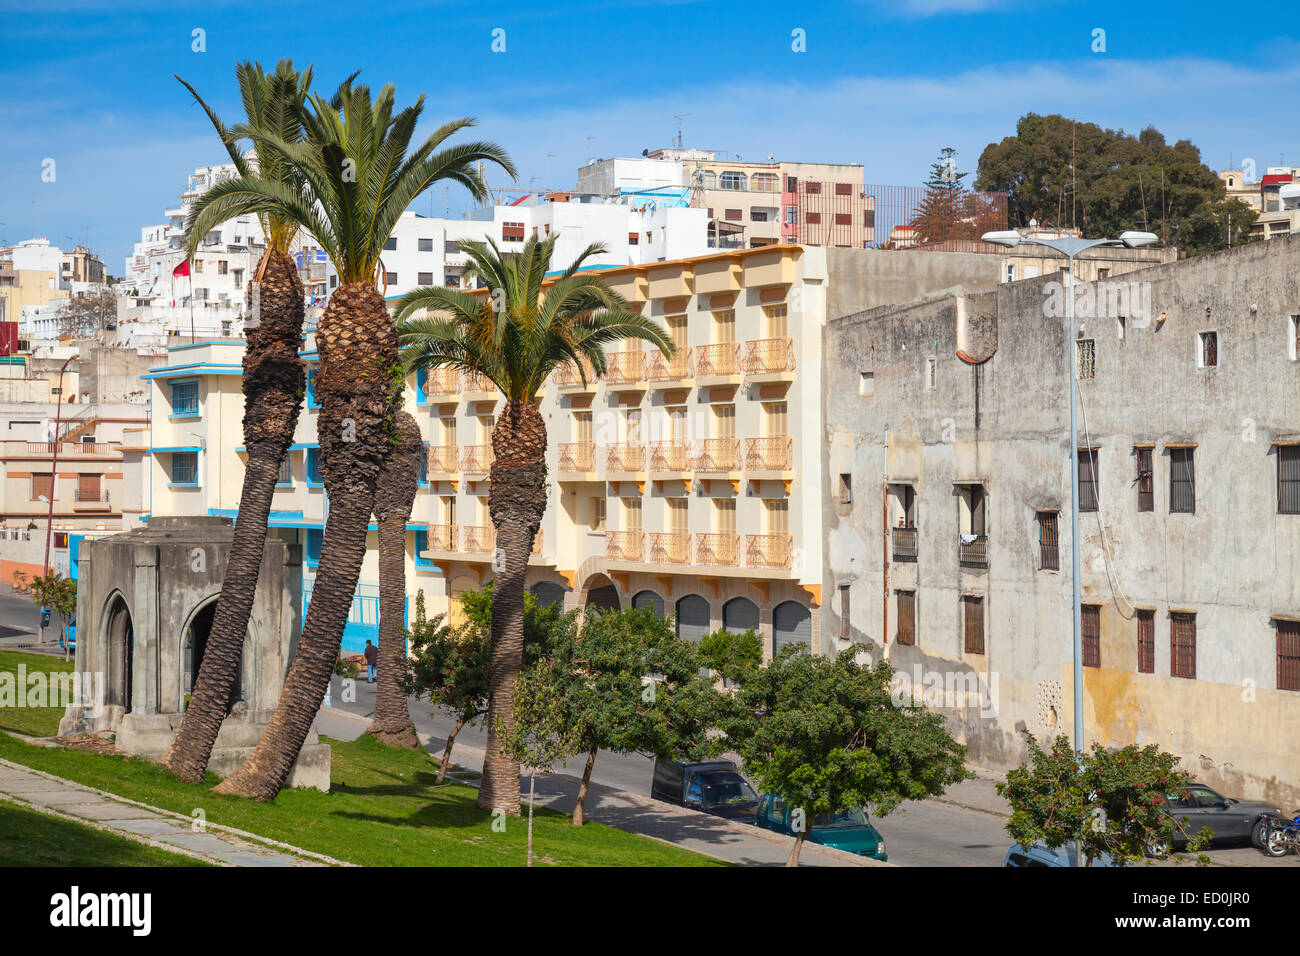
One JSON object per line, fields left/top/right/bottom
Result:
{"left": 1260, "top": 811, "right": 1300, "bottom": 858}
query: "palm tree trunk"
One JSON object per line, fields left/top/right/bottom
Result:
{"left": 215, "top": 282, "right": 400, "bottom": 800}
{"left": 161, "top": 249, "right": 303, "bottom": 783}
{"left": 368, "top": 412, "right": 420, "bottom": 747}
{"left": 437, "top": 716, "right": 469, "bottom": 784}
{"left": 477, "top": 399, "right": 547, "bottom": 815}
{"left": 572, "top": 743, "right": 598, "bottom": 826}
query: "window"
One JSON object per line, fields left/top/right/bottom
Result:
{"left": 963, "top": 596, "right": 984, "bottom": 654}
{"left": 1290, "top": 314, "right": 1300, "bottom": 361}
{"left": 1278, "top": 620, "right": 1300, "bottom": 692}
{"left": 719, "top": 171, "right": 747, "bottom": 191}
{"left": 805, "top": 212, "right": 822, "bottom": 225}
{"left": 171, "top": 451, "right": 198, "bottom": 485}
{"left": 835, "top": 213, "right": 853, "bottom": 226}
{"left": 382, "top": 237, "right": 397, "bottom": 251}
{"left": 1081, "top": 604, "right": 1101, "bottom": 667}
{"left": 418, "top": 443, "right": 429, "bottom": 485}
{"left": 276, "top": 455, "right": 292, "bottom": 486}
{"left": 724, "top": 209, "right": 742, "bottom": 221}
{"left": 786, "top": 206, "right": 797, "bottom": 225}
{"left": 1076, "top": 339, "right": 1096, "bottom": 379}
{"left": 1037, "top": 511, "right": 1059, "bottom": 570}
{"left": 1078, "top": 449, "right": 1099, "bottom": 512}
{"left": 785, "top": 176, "right": 797, "bottom": 192}
{"left": 418, "top": 271, "right": 433, "bottom": 285}
{"left": 804, "top": 182, "right": 822, "bottom": 195}
{"left": 925, "top": 356, "right": 937, "bottom": 391}
{"left": 30, "top": 473, "right": 52, "bottom": 501}
{"left": 1117, "top": 316, "right": 1126, "bottom": 339}
{"left": 170, "top": 380, "right": 199, "bottom": 417}
{"left": 502, "top": 222, "right": 525, "bottom": 241}
{"left": 1198, "top": 331, "right": 1218, "bottom": 368}
{"left": 1169, "top": 447, "right": 1196, "bottom": 513}
{"left": 217, "top": 259, "right": 228, "bottom": 275}
{"left": 306, "top": 447, "right": 322, "bottom": 486}
{"left": 839, "top": 585, "right": 850, "bottom": 638}
{"left": 859, "top": 371, "right": 874, "bottom": 396}
{"left": 752, "top": 172, "right": 779, "bottom": 192}
{"left": 750, "top": 209, "right": 769, "bottom": 222}
{"left": 1278, "top": 446, "right": 1300, "bottom": 514}
{"left": 1137, "top": 609, "right": 1155, "bottom": 673}
{"left": 627, "top": 231, "right": 639, "bottom": 245}
{"left": 1171, "top": 612, "right": 1197, "bottom": 679}
{"left": 385, "top": 272, "right": 397, "bottom": 286}
{"left": 306, "top": 368, "right": 320, "bottom": 408}
{"left": 839, "top": 473, "right": 851, "bottom": 504}
{"left": 305, "top": 528, "right": 323, "bottom": 567}
{"left": 418, "top": 238, "right": 433, "bottom": 252}
{"left": 896, "top": 590, "right": 916, "bottom": 646}
{"left": 413, "top": 529, "right": 435, "bottom": 570}
{"left": 589, "top": 496, "right": 606, "bottom": 531}
{"left": 1135, "top": 447, "right": 1154, "bottom": 512}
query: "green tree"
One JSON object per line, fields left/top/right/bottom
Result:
{"left": 395, "top": 236, "right": 673, "bottom": 815}
{"left": 976, "top": 113, "right": 1257, "bottom": 254}
{"left": 719, "top": 646, "right": 968, "bottom": 866}
{"left": 997, "top": 733, "right": 1212, "bottom": 866}
{"left": 210, "top": 80, "right": 514, "bottom": 801}
{"left": 697, "top": 627, "right": 762, "bottom": 684}
{"left": 510, "top": 607, "right": 720, "bottom": 825}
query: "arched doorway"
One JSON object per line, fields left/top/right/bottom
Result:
{"left": 104, "top": 594, "right": 133, "bottom": 712}
{"left": 722, "top": 596, "right": 759, "bottom": 633}
{"left": 632, "top": 590, "right": 665, "bottom": 616}
{"left": 183, "top": 599, "right": 244, "bottom": 713}
{"left": 675, "top": 594, "right": 710, "bottom": 642}
{"left": 530, "top": 580, "right": 567, "bottom": 610}
{"left": 773, "top": 601, "right": 811, "bottom": 656}
{"left": 583, "top": 573, "right": 620, "bottom": 614}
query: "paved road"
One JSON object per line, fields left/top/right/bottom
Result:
{"left": 0, "top": 585, "right": 43, "bottom": 645}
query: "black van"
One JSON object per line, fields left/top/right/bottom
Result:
{"left": 650, "top": 758, "right": 760, "bottom": 822}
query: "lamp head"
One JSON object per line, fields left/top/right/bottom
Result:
{"left": 981, "top": 230, "right": 1022, "bottom": 248}
{"left": 1119, "top": 231, "right": 1159, "bottom": 248}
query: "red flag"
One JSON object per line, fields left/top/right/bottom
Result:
{"left": 172, "top": 260, "right": 190, "bottom": 278}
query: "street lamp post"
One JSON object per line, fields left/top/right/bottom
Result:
{"left": 980, "top": 228, "right": 1157, "bottom": 760}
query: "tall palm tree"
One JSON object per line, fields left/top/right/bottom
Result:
{"left": 394, "top": 235, "right": 673, "bottom": 813}
{"left": 207, "top": 81, "right": 514, "bottom": 800}
{"left": 160, "top": 60, "right": 320, "bottom": 783}
{"left": 368, "top": 409, "right": 420, "bottom": 746}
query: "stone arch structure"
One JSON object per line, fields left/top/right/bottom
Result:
{"left": 581, "top": 572, "right": 621, "bottom": 613}
{"left": 631, "top": 589, "right": 665, "bottom": 616}
{"left": 773, "top": 600, "right": 812, "bottom": 656}
{"left": 102, "top": 590, "right": 133, "bottom": 712}
{"left": 722, "top": 596, "right": 760, "bottom": 633}
{"left": 675, "top": 593, "right": 711, "bottom": 642}
{"left": 179, "top": 594, "right": 246, "bottom": 712}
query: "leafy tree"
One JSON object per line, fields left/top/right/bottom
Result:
{"left": 976, "top": 113, "right": 1257, "bottom": 254}
{"left": 509, "top": 607, "right": 721, "bottom": 825}
{"left": 718, "top": 646, "right": 968, "bottom": 866}
{"left": 395, "top": 236, "right": 672, "bottom": 815}
{"left": 997, "top": 733, "right": 1213, "bottom": 866}
{"left": 697, "top": 627, "right": 762, "bottom": 684}
{"left": 55, "top": 289, "right": 117, "bottom": 338}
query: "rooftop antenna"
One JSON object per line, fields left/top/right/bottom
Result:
{"left": 673, "top": 114, "right": 689, "bottom": 150}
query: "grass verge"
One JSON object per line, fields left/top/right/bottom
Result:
{"left": 0, "top": 798, "right": 208, "bottom": 867}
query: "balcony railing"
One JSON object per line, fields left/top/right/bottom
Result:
{"left": 645, "top": 348, "right": 693, "bottom": 381}
{"left": 462, "top": 371, "right": 496, "bottom": 394}
{"left": 649, "top": 442, "right": 690, "bottom": 471}
{"left": 558, "top": 442, "right": 595, "bottom": 471}
{"left": 604, "top": 351, "right": 645, "bottom": 385}
{"left": 892, "top": 527, "right": 918, "bottom": 562}
{"left": 421, "top": 368, "right": 460, "bottom": 397}
{"left": 605, "top": 530, "right": 645, "bottom": 561}
{"left": 959, "top": 534, "right": 988, "bottom": 568}
{"left": 462, "top": 525, "right": 495, "bottom": 553}
{"left": 649, "top": 532, "right": 692, "bottom": 564}
{"left": 74, "top": 487, "right": 109, "bottom": 504}
{"left": 695, "top": 342, "right": 741, "bottom": 377}
{"left": 427, "top": 445, "right": 459, "bottom": 473}
{"left": 741, "top": 337, "right": 796, "bottom": 374}
{"left": 553, "top": 357, "right": 597, "bottom": 388}
{"left": 605, "top": 442, "right": 645, "bottom": 471}
{"left": 744, "top": 436, "right": 792, "bottom": 470}
{"left": 460, "top": 445, "right": 494, "bottom": 472}
{"left": 24, "top": 442, "right": 112, "bottom": 456}
{"left": 427, "top": 523, "right": 457, "bottom": 551}
{"left": 696, "top": 533, "right": 740, "bottom": 567}
{"left": 689, "top": 438, "right": 741, "bottom": 472}
{"left": 746, "top": 533, "right": 793, "bottom": 569}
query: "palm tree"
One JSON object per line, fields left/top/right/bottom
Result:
{"left": 160, "top": 60, "right": 320, "bottom": 783}
{"left": 394, "top": 235, "right": 673, "bottom": 813}
{"left": 208, "top": 81, "right": 514, "bottom": 800}
{"left": 368, "top": 409, "right": 420, "bottom": 746}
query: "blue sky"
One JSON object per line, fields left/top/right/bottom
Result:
{"left": 2, "top": 0, "right": 1296, "bottom": 271}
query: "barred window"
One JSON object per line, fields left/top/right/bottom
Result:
{"left": 1137, "top": 610, "right": 1155, "bottom": 673}
{"left": 1171, "top": 612, "right": 1197, "bottom": 679}
{"left": 963, "top": 595, "right": 984, "bottom": 654}
{"left": 1078, "top": 449, "right": 1099, "bottom": 512}
{"left": 1076, "top": 339, "right": 1096, "bottom": 379}
{"left": 1135, "top": 447, "right": 1154, "bottom": 512}
{"left": 171, "top": 451, "right": 198, "bottom": 485}
{"left": 1082, "top": 604, "right": 1101, "bottom": 668}
{"left": 1170, "top": 447, "right": 1196, "bottom": 514}
{"left": 1279, "top": 446, "right": 1300, "bottom": 514}
{"left": 1278, "top": 620, "right": 1300, "bottom": 692}
{"left": 1037, "top": 511, "right": 1059, "bottom": 570}
{"left": 170, "top": 380, "right": 199, "bottom": 416}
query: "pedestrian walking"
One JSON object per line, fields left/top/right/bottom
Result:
{"left": 364, "top": 639, "right": 378, "bottom": 683}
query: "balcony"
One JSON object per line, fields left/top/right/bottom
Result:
{"left": 603, "top": 351, "right": 646, "bottom": 390}
{"left": 959, "top": 534, "right": 988, "bottom": 568}
{"left": 605, "top": 530, "right": 645, "bottom": 562}
{"left": 426, "top": 445, "right": 459, "bottom": 474}
{"left": 462, "top": 371, "right": 496, "bottom": 397}
{"left": 892, "top": 527, "right": 918, "bottom": 562}
{"left": 746, "top": 534, "right": 793, "bottom": 569}
{"left": 558, "top": 442, "right": 595, "bottom": 472}
{"left": 649, "top": 532, "right": 692, "bottom": 565}
{"left": 462, "top": 525, "right": 496, "bottom": 553}
{"left": 645, "top": 348, "right": 693, "bottom": 384}
{"left": 695, "top": 342, "right": 741, "bottom": 378}
{"left": 73, "top": 487, "right": 111, "bottom": 509}
{"left": 648, "top": 442, "right": 690, "bottom": 472}
{"left": 421, "top": 368, "right": 460, "bottom": 399}
{"left": 605, "top": 442, "right": 646, "bottom": 472}
{"left": 689, "top": 438, "right": 741, "bottom": 472}
{"left": 460, "top": 445, "right": 494, "bottom": 473}
{"left": 696, "top": 533, "right": 740, "bottom": 567}
{"left": 744, "top": 436, "right": 792, "bottom": 471}
{"left": 426, "top": 523, "right": 457, "bottom": 551}
{"left": 741, "top": 337, "right": 796, "bottom": 376}
{"left": 554, "top": 357, "right": 597, "bottom": 390}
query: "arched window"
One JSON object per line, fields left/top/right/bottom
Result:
{"left": 675, "top": 594, "right": 710, "bottom": 642}
{"left": 585, "top": 584, "right": 620, "bottom": 612}
{"left": 719, "top": 171, "right": 747, "bottom": 191}
{"left": 722, "top": 596, "right": 759, "bottom": 633}
{"left": 773, "top": 601, "right": 811, "bottom": 656}
{"left": 698, "top": 170, "right": 717, "bottom": 189}
{"left": 752, "top": 172, "right": 779, "bottom": 192}
{"left": 530, "top": 580, "right": 567, "bottom": 610}
{"left": 632, "top": 590, "right": 665, "bottom": 616}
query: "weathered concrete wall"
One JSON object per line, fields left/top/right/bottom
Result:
{"left": 823, "top": 234, "right": 1300, "bottom": 806}
{"left": 74, "top": 343, "right": 154, "bottom": 404}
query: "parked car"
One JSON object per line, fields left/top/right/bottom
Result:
{"left": 1160, "top": 783, "right": 1282, "bottom": 848}
{"left": 755, "top": 793, "right": 887, "bottom": 860}
{"left": 651, "top": 759, "right": 759, "bottom": 821}
{"left": 1003, "top": 842, "right": 1113, "bottom": 867}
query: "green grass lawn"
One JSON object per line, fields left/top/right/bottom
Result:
{"left": 0, "top": 652, "right": 722, "bottom": 867}
{"left": 0, "top": 798, "right": 208, "bottom": 867}
{"left": 0, "top": 650, "right": 73, "bottom": 737}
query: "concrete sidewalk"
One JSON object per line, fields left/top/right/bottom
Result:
{"left": 314, "top": 706, "right": 889, "bottom": 868}
{"left": 0, "top": 754, "right": 344, "bottom": 867}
